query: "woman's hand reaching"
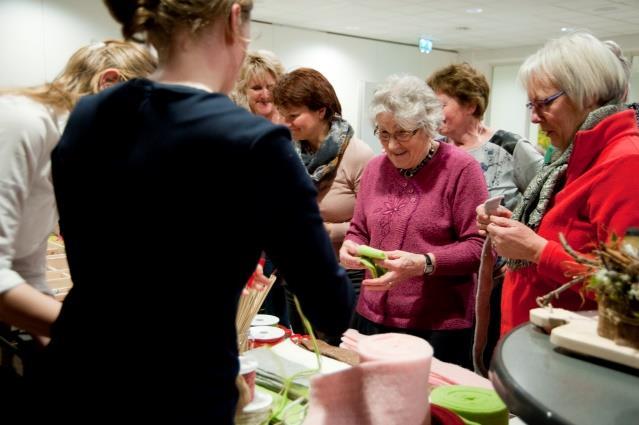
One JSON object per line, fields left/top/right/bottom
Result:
{"left": 476, "top": 203, "right": 512, "bottom": 236}
{"left": 339, "top": 239, "right": 367, "bottom": 270}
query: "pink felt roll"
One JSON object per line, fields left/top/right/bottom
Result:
{"left": 304, "top": 333, "right": 433, "bottom": 425}
{"left": 429, "top": 358, "right": 493, "bottom": 390}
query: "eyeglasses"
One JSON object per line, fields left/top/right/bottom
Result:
{"left": 374, "top": 127, "right": 419, "bottom": 143}
{"left": 526, "top": 90, "right": 565, "bottom": 112}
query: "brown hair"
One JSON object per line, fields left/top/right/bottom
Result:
{"left": 273, "top": 67, "right": 341, "bottom": 121}
{"left": 230, "top": 50, "right": 285, "bottom": 110}
{"left": 104, "top": 0, "right": 253, "bottom": 49}
{"left": 427, "top": 63, "right": 490, "bottom": 119}
{"left": 3, "top": 40, "right": 156, "bottom": 113}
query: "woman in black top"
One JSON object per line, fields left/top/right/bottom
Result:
{"left": 31, "top": 1, "right": 354, "bottom": 423}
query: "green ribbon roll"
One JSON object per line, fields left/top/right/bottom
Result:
{"left": 430, "top": 386, "right": 508, "bottom": 425}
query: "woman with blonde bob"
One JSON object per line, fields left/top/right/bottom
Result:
{"left": 230, "top": 49, "right": 285, "bottom": 122}
{"left": 477, "top": 32, "right": 639, "bottom": 335}
{"left": 31, "top": 0, "right": 354, "bottom": 422}
{"left": 340, "top": 74, "right": 487, "bottom": 368}
{"left": 0, "top": 40, "right": 156, "bottom": 340}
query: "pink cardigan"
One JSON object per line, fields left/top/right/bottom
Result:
{"left": 346, "top": 142, "right": 488, "bottom": 330}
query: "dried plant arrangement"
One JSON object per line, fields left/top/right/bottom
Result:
{"left": 537, "top": 232, "right": 639, "bottom": 348}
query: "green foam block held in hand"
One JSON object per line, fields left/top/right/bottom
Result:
{"left": 357, "top": 245, "right": 387, "bottom": 260}
{"left": 359, "top": 257, "right": 386, "bottom": 278}
{"left": 430, "top": 386, "right": 508, "bottom": 425}
{"left": 357, "top": 245, "right": 388, "bottom": 277}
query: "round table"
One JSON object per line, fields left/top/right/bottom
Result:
{"left": 490, "top": 323, "right": 639, "bottom": 425}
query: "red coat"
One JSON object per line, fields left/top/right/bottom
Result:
{"left": 501, "top": 109, "right": 639, "bottom": 334}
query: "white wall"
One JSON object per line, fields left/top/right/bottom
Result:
{"left": 3, "top": 1, "right": 637, "bottom": 153}
{"left": 489, "top": 65, "right": 530, "bottom": 139}
{"left": 0, "top": 0, "right": 121, "bottom": 87}
{"left": 0, "top": 2, "right": 459, "bottom": 154}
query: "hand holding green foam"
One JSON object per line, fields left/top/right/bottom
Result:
{"left": 356, "top": 245, "right": 388, "bottom": 278}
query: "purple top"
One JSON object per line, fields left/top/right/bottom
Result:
{"left": 346, "top": 142, "right": 488, "bottom": 330}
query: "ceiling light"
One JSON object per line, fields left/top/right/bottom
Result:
{"left": 419, "top": 37, "right": 433, "bottom": 54}
{"left": 560, "top": 27, "right": 575, "bottom": 32}
{"left": 465, "top": 7, "right": 483, "bottom": 14}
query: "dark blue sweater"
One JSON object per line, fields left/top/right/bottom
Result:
{"left": 34, "top": 79, "right": 353, "bottom": 423}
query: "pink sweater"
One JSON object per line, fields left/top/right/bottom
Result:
{"left": 346, "top": 142, "right": 488, "bottom": 330}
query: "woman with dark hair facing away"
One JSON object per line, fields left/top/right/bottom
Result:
{"left": 30, "top": 1, "right": 354, "bottom": 423}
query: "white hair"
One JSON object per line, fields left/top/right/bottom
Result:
{"left": 370, "top": 74, "right": 442, "bottom": 137}
{"left": 518, "top": 32, "right": 628, "bottom": 110}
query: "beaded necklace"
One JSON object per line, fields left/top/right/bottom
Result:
{"left": 398, "top": 142, "right": 437, "bottom": 178}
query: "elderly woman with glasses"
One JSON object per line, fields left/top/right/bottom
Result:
{"left": 477, "top": 32, "right": 639, "bottom": 336}
{"left": 340, "top": 74, "right": 488, "bottom": 368}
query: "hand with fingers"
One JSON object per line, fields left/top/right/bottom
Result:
{"left": 486, "top": 216, "right": 547, "bottom": 263}
{"left": 339, "top": 239, "right": 368, "bottom": 270}
{"left": 362, "top": 250, "right": 427, "bottom": 291}
{"left": 242, "top": 260, "right": 270, "bottom": 295}
{"left": 476, "top": 203, "right": 512, "bottom": 237}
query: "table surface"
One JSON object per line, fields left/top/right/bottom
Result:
{"left": 490, "top": 323, "right": 639, "bottom": 425}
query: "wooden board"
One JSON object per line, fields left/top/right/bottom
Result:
{"left": 529, "top": 308, "right": 639, "bottom": 369}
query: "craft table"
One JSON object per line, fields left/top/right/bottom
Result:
{"left": 490, "top": 323, "right": 639, "bottom": 425}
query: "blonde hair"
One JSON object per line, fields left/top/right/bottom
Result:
{"left": 104, "top": 0, "right": 253, "bottom": 50}
{"left": 4, "top": 40, "right": 156, "bottom": 113}
{"left": 518, "top": 32, "right": 628, "bottom": 110}
{"left": 230, "top": 50, "right": 285, "bottom": 110}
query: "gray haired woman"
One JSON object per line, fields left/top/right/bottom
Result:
{"left": 477, "top": 32, "right": 639, "bottom": 335}
{"left": 340, "top": 74, "right": 488, "bottom": 369}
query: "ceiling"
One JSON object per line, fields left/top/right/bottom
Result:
{"left": 252, "top": 0, "right": 639, "bottom": 51}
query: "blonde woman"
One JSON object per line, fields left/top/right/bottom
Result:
{"left": 231, "top": 49, "right": 285, "bottom": 122}
{"left": 31, "top": 1, "right": 354, "bottom": 422}
{"left": 0, "top": 40, "right": 156, "bottom": 340}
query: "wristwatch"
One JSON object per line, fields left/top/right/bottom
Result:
{"left": 423, "top": 254, "right": 434, "bottom": 275}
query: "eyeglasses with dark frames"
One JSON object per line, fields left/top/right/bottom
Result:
{"left": 526, "top": 90, "right": 565, "bottom": 112}
{"left": 374, "top": 127, "right": 419, "bottom": 143}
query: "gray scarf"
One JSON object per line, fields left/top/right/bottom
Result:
{"left": 507, "top": 103, "right": 623, "bottom": 270}
{"left": 296, "top": 117, "right": 353, "bottom": 192}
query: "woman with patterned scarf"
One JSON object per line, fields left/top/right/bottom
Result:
{"left": 273, "top": 68, "right": 375, "bottom": 331}
{"left": 477, "top": 32, "right": 639, "bottom": 336}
